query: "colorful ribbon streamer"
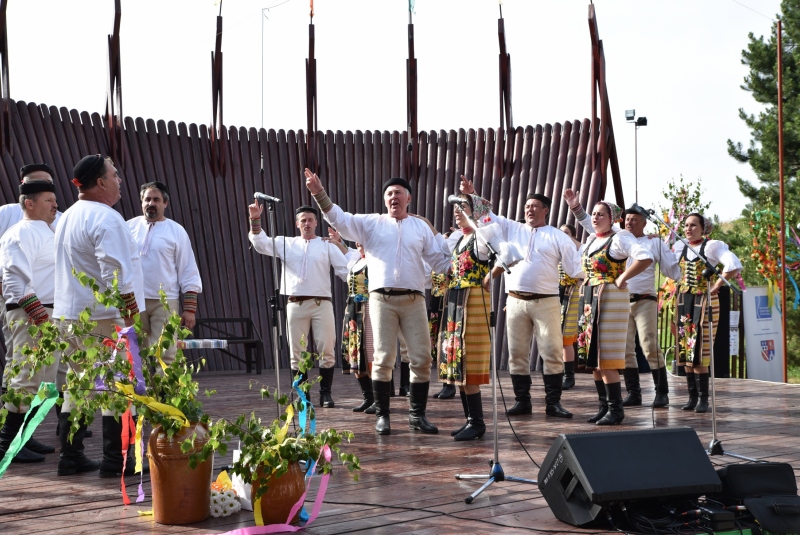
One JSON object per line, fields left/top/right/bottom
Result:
{"left": 0, "top": 382, "right": 59, "bottom": 478}
{"left": 115, "top": 383, "right": 190, "bottom": 427}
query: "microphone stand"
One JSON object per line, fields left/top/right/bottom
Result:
{"left": 453, "top": 206, "right": 538, "bottom": 503}
{"left": 644, "top": 209, "right": 756, "bottom": 461}
{"left": 264, "top": 200, "right": 286, "bottom": 406}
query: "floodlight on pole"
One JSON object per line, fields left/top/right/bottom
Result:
{"left": 626, "top": 111, "right": 648, "bottom": 203}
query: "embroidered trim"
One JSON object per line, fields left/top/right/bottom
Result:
{"left": 20, "top": 294, "right": 49, "bottom": 325}
{"left": 183, "top": 292, "right": 198, "bottom": 313}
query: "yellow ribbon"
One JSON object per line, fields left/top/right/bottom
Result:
{"left": 252, "top": 403, "right": 295, "bottom": 526}
{"left": 135, "top": 414, "right": 144, "bottom": 473}
{"left": 115, "top": 383, "right": 190, "bottom": 427}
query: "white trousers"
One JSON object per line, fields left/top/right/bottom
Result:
{"left": 369, "top": 293, "right": 431, "bottom": 383}
{"left": 139, "top": 298, "right": 181, "bottom": 366}
{"left": 286, "top": 298, "right": 336, "bottom": 369}
{"left": 625, "top": 298, "right": 665, "bottom": 370}
{"left": 506, "top": 296, "right": 564, "bottom": 375}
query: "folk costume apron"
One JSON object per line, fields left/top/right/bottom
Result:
{"left": 437, "top": 233, "right": 491, "bottom": 386}
{"left": 342, "top": 259, "right": 372, "bottom": 373}
{"left": 559, "top": 264, "right": 580, "bottom": 345}
{"left": 577, "top": 234, "right": 630, "bottom": 370}
{"left": 676, "top": 239, "right": 719, "bottom": 368}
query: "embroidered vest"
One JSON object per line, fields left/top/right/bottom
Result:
{"left": 347, "top": 260, "right": 369, "bottom": 303}
{"left": 559, "top": 263, "right": 579, "bottom": 287}
{"left": 448, "top": 234, "right": 490, "bottom": 289}
{"left": 679, "top": 239, "right": 716, "bottom": 295}
{"left": 582, "top": 234, "right": 627, "bottom": 286}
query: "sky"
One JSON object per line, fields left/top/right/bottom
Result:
{"left": 6, "top": 0, "right": 782, "bottom": 221}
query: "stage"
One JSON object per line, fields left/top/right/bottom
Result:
{"left": 1, "top": 369, "right": 798, "bottom": 535}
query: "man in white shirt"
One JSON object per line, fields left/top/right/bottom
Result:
{"left": 0, "top": 164, "right": 61, "bottom": 389}
{"left": 128, "top": 182, "right": 202, "bottom": 365}
{"left": 621, "top": 209, "right": 681, "bottom": 408}
{"left": 306, "top": 170, "right": 451, "bottom": 436}
{"left": 54, "top": 154, "right": 145, "bottom": 477}
{"left": 0, "top": 180, "right": 59, "bottom": 465}
{"left": 473, "top": 183, "right": 582, "bottom": 419}
{"left": 248, "top": 203, "right": 350, "bottom": 408}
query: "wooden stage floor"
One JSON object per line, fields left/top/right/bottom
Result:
{"left": 2, "top": 369, "right": 799, "bottom": 535}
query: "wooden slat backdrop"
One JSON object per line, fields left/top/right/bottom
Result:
{"left": 0, "top": 99, "right": 611, "bottom": 372}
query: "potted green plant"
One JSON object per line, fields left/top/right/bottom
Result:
{"left": 190, "top": 338, "right": 361, "bottom": 526}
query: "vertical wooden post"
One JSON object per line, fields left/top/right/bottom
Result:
{"left": 777, "top": 19, "right": 788, "bottom": 383}
{"left": 211, "top": 10, "right": 225, "bottom": 178}
{"left": 0, "top": 0, "right": 9, "bottom": 155}
{"left": 498, "top": 6, "right": 513, "bottom": 184}
{"left": 406, "top": 5, "right": 418, "bottom": 184}
{"left": 306, "top": 12, "right": 318, "bottom": 174}
{"left": 106, "top": 0, "right": 124, "bottom": 167}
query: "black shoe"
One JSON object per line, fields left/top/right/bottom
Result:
{"left": 408, "top": 382, "right": 438, "bottom": 434}
{"left": 353, "top": 375, "right": 375, "bottom": 412}
{"left": 451, "top": 390, "right": 469, "bottom": 436}
{"left": 98, "top": 416, "right": 150, "bottom": 478}
{"left": 596, "top": 382, "right": 624, "bottom": 426}
{"left": 319, "top": 367, "right": 335, "bottom": 408}
{"left": 695, "top": 373, "right": 709, "bottom": 413}
{"left": 0, "top": 412, "right": 46, "bottom": 463}
{"left": 651, "top": 367, "right": 669, "bottom": 408}
{"left": 437, "top": 383, "right": 456, "bottom": 400}
{"left": 562, "top": 361, "right": 576, "bottom": 390}
{"left": 543, "top": 374, "right": 573, "bottom": 418}
{"left": 682, "top": 373, "right": 698, "bottom": 410}
{"left": 373, "top": 380, "right": 392, "bottom": 435}
{"left": 454, "top": 392, "right": 486, "bottom": 441}
{"left": 622, "top": 368, "right": 642, "bottom": 407}
{"left": 506, "top": 374, "right": 532, "bottom": 415}
{"left": 587, "top": 379, "right": 608, "bottom": 423}
{"left": 399, "top": 362, "right": 410, "bottom": 397}
{"left": 57, "top": 413, "right": 100, "bottom": 476}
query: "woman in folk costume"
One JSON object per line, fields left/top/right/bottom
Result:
{"left": 437, "top": 194, "right": 494, "bottom": 441}
{"left": 674, "top": 213, "right": 742, "bottom": 413}
{"left": 559, "top": 224, "right": 583, "bottom": 390}
{"left": 564, "top": 190, "right": 654, "bottom": 425}
{"left": 341, "top": 242, "right": 377, "bottom": 414}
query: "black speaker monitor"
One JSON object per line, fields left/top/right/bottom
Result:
{"left": 538, "top": 427, "right": 722, "bottom": 527}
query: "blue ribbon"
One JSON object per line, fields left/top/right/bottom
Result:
{"left": 291, "top": 375, "right": 316, "bottom": 522}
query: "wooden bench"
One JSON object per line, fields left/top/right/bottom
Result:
{"left": 192, "top": 318, "right": 265, "bottom": 374}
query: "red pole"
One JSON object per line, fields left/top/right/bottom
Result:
{"left": 778, "top": 20, "right": 788, "bottom": 383}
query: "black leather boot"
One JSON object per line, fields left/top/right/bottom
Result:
{"left": 99, "top": 416, "right": 149, "bottom": 478}
{"left": 341, "top": 359, "right": 351, "bottom": 375}
{"left": 451, "top": 389, "right": 469, "bottom": 436}
{"left": 454, "top": 392, "right": 486, "bottom": 441}
{"left": 506, "top": 374, "right": 532, "bottom": 415}
{"left": 353, "top": 375, "right": 374, "bottom": 412}
{"left": 587, "top": 379, "right": 608, "bottom": 423}
{"left": 695, "top": 373, "right": 709, "bottom": 413}
{"left": 23, "top": 404, "right": 55, "bottom": 454}
{"left": 55, "top": 398, "right": 92, "bottom": 438}
{"left": 389, "top": 376, "right": 396, "bottom": 397}
{"left": 319, "top": 367, "right": 335, "bottom": 408}
{"left": 562, "top": 361, "right": 576, "bottom": 390}
{"left": 622, "top": 368, "right": 642, "bottom": 406}
{"left": 0, "top": 411, "right": 45, "bottom": 463}
{"left": 543, "top": 374, "right": 573, "bottom": 418}
{"left": 651, "top": 367, "right": 669, "bottom": 408}
{"left": 57, "top": 413, "right": 100, "bottom": 475}
{"left": 682, "top": 373, "right": 698, "bottom": 410}
{"left": 408, "top": 382, "right": 438, "bottom": 434}
{"left": 437, "top": 383, "right": 456, "bottom": 399}
{"left": 399, "top": 362, "right": 410, "bottom": 397}
{"left": 373, "top": 380, "right": 392, "bottom": 435}
{"left": 596, "top": 382, "right": 624, "bottom": 426}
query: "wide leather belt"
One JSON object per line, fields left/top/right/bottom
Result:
{"left": 288, "top": 296, "right": 331, "bottom": 304}
{"left": 630, "top": 294, "right": 658, "bottom": 303}
{"left": 371, "top": 288, "right": 423, "bottom": 297}
{"left": 509, "top": 291, "right": 558, "bottom": 301}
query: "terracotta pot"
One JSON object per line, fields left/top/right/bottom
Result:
{"left": 148, "top": 423, "right": 213, "bottom": 525}
{"left": 251, "top": 462, "right": 306, "bottom": 525}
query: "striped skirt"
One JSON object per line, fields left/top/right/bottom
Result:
{"left": 560, "top": 284, "right": 579, "bottom": 345}
{"left": 437, "top": 286, "right": 491, "bottom": 386}
{"left": 676, "top": 292, "right": 719, "bottom": 368}
{"left": 577, "top": 283, "right": 630, "bottom": 370}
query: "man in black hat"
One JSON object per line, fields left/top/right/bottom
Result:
{"left": 0, "top": 164, "right": 60, "bottom": 391}
{"left": 305, "top": 168, "right": 451, "bottom": 436}
{"left": 463, "top": 178, "right": 581, "bottom": 419}
{"left": 53, "top": 154, "right": 145, "bottom": 477}
{"left": 0, "top": 179, "right": 60, "bottom": 464}
{"left": 128, "top": 181, "right": 202, "bottom": 365}
{"left": 247, "top": 201, "right": 350, "bottom": 408}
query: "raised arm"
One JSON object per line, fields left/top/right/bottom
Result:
{"left": 564, "top": 188, "right": 592, "bottom": 235}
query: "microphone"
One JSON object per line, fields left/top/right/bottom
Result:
{"left": 254, "top": 192, "right": 282, "bottom": 203}
{"left": 447, "top": 195, "right": 468, "bottom": 206}
{"left": 630, "top": 203, "right": 654, "bottom": 219}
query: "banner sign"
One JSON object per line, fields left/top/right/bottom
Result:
{"left": 742, "top": 286, "right": 785, "bottom": 382}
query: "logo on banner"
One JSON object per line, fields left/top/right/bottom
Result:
{"left": 760, "top": 340, "right": 775, "bottom": 362}
{"left": 755, "top": 296, "right": 772, "bottom": 320}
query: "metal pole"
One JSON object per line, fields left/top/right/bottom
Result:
{"left": 261, "top": 8, "right": 264, "bottom": 130}
{"left": 634, "top": 124, "right": 639, "bottom": 204}
{"left": 778, "top": 20, "right": 788, "bottom": 383}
